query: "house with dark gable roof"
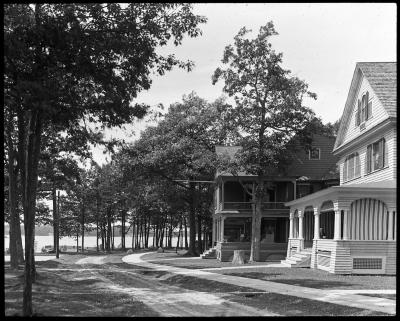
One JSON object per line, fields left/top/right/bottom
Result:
{"left": 283, "top": 62, "right": 396, "bottom": 274}
{"left": 208, "top": 134, "right": 340, "bottom": 262}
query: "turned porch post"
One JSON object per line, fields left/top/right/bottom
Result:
{"left": 314, "top": 207, "right": 320, "bottom": 240}
{"left": 387, "top": 208, "right": 394, "bottom": 241}
{"left": 289, "top": 212, "right": 294, "bottom": 238}
{"left": 220, "top": 217, "right": 225, "bottom": 242}
{"left": 298, "top": 210, "right": 304, "bottom": 251}
{"left": 334, "top": 209, "right": 342, "bottom": 240}
{"left": 342, "top": 209, "right": 349, "bottom": 240}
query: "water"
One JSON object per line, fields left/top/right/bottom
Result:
{"left": 5, "top": 235, "right": 182, "bottom": 253}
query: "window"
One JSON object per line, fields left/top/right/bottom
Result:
{"left": 366, "top": 138, "right": 388, "bottom": 174}
{"left": 355, "top": 91, "right": 372, "bottom": 127}
{"left": 343, "top": 153, "right": 361, "bottom": 182}
{"left": 309, "top": 148, "right": 320, "bottom": 160}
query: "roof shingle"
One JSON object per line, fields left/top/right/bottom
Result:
{"left": 357, "top": 62, "right": 397, "bottom": 117}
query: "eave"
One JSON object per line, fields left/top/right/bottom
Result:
{"left": 332, "top": 117, "right": 396, "bottom": 157}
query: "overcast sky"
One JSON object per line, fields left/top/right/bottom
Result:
{"left": 92, "top": 3, "right": 396, "bottom": 165}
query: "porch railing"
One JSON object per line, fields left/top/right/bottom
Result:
{"left": 222, "top": 202, "right": 288, "bottom": 210}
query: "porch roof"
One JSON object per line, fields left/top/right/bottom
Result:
{"left": 284, "top": 180, "right": 396, "bottom": 209}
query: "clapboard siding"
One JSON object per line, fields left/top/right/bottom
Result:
{"left": 310, "top": 239, "right": 395, "bottom": 274}
{"left": 347, "top": 241, "right": 396, "bottom": 274}
{"left": 339, "top": 127, "right": 396, "bottom": 185}
{"left": 341, "top": 76, "right": 389, "bottom": 147}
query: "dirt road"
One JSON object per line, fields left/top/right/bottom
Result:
{"left": 72, "top": 255, "right": 278, "bottom": 316}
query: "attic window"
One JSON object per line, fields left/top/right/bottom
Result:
{"left": 309, "top": 148, "right": 320, "bottom": 160}
{"left": 355, "top": 91, "right": 372, "bottom": 127}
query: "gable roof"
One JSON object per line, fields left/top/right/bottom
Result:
{"left": 334, "top": 62, "right": 397, "bottom": 151}
{"left": 358, "top": 62, "right": 397, "bottom": 117}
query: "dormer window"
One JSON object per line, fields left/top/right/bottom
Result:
{"left": 309, "top": 148, "right": 320, "bottom": 160}
{"left": 355, "top": 91, "right": 372, "bottom": 127}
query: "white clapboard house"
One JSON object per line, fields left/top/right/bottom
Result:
{"left": 283, "top": 62, "right": 396, "bottom": 274}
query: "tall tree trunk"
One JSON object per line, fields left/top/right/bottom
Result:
{"left": 7, "top": 120, "right": 24, "bottom": 269}
{"left": 249, "top": 179, "right": 263, "bottom": 262}
{"left": 22, "top": 108, "right": 42, "bottom": 316}
{"left": 197, "top": 213, "right": 202, "bottom": 254}
{"left": 187, "top": 182, "right": 197, "bottom": 255}
{"left": 96, "top": 217, "right": 99, "bottom": 252}
{"left": 81, "top": 204, "right": 85, "bottom": 253}
{"left": 131, "top": 222, "right": 135, "bottom": 249}
{"left": 52, "top": 185, "right": 57, "bottom": 254}
{"left": 121, "top": 210, "right": 125, "bottom": 250}
{"left": 184, "top": 217, "right": 188, "bottom": 250}
{"left": 56, "top": 191, "right": 60, "bottom": 258}
{"left": 112, "top": 222, "right": 115, "bottom": 250}
{"left": 76, "top": 231, "right": 79, "bottom": 252}
{"left": 107, "top": 207, "right": 112, "bottom": 252}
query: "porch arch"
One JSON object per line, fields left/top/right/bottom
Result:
{"left": 303, "top": 206, "right": 315, "bottom": 247}
{"left": 348, "top": 198, "right": 391, "bottom": 240}
{"left": 319, "top": 201, "right": 335, "bottom": 239}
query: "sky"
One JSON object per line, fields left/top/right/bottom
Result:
{"left": 92, "top": 3, "right": 396, "bottom": 165}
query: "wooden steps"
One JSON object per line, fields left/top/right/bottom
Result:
{"left": 200, "top": 247, "right": 217, "bottom": 259}
{"left": 281, "top": 248, "right": 312, "bottom": 268}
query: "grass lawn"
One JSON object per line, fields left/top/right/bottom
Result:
{"left": 144, "top": 250, "right": 396, "bottom": 290}
{"left": 159, "top": 274, "right": 389, "bottom": 316}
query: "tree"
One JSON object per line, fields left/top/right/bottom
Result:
{"left": 212, "top": 22, "right": 317, "bottom": 261}
{"left": 119, "top": 93, "right": 239, "bottom": 255}
{"left": 4, "top": 4, "right": 206, "bottom": 315}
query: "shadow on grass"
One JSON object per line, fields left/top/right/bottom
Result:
{"left": 227, "top": 292, "right": 390, "bottom": 316}
{"left": 160, "top": 275, "right": 258, "bottom": 293}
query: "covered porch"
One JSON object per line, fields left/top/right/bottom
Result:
{"left": 213, "top": 214, "right": 289, "bottom": 262}
{"left": 285, "top": 181, "right": 396, "bottom": 274}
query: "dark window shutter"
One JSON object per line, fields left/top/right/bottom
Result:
{"left": 384, "top": 139, "right": 389, "bottom": 167}
{"left": 365, "top": 91, "right": 370, "bottom": 119}
{"left": 343, "top": 159, "right": 347, "bottom": 182}
{"left": 355, "top": 153, "right": 360, "bottom": 177}
{"left": 366, "top": 145, "right": 372, "bottom": 173}
{"left": 378, "top": 139, "right": 384, "bottom": 168}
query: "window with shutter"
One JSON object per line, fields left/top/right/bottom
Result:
{"left": 384, "top": 139, "right": 389, "bottom": 167}
{"left": 348, "top": 154, "right": 355, "bottom": 180}
{"left": 378, "top": 139, "right": 384, "bottom": 168}
{"left": 343, "top": 159, "right": 347, "bottom": 182}
{"left": 361, "top": 95, "right": 367, "bottom": 123}
{"left": 366, "top": 145, "right": 372, "bottom": 174}
{"left": 355, "top": 153, "right": 360, "bottom": 177}
{"left": 365, "top": 91, "right": 371, "bottom": 120}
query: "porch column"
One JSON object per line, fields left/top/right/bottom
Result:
{"left": 220, "top": 217, "right": 225, "bottom": 242}
{"left": 298, "top": 210, "right": 304, "bottom": 251}
{"left": 212, "top": 218, "right": 216, "bottom": 245}
{"left": 289, "top": 212, "right": 294, "bottom": 238}
{"left": 221, "top": 181, "right": 225, "bottom": 210}
{"left": 342, "top": 209, "right": 349, "bottom": 240}
{"left": 298, "top": 211, "right": 304, "bottom": 239}
{"left": 314, "top": 207, "right": 320, "bottom": 240}
{"left": 387, "top": 208, "right": 394, "bottom": 241}
{"left": 334, "top": 210, "right": 342, "bottom": 240}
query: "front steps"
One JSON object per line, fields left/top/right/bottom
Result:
{"left": 281, "top": 248, "right": 312, "bottom": 268}
{"left": 200, "top": 247, "right": 217, "bottom": 259}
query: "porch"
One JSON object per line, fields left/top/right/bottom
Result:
{"left": 285, "top": 181, "right": 397, "bottom": 274}
{"left": 213, "top": 215, "right": 289, "bottom": 262}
